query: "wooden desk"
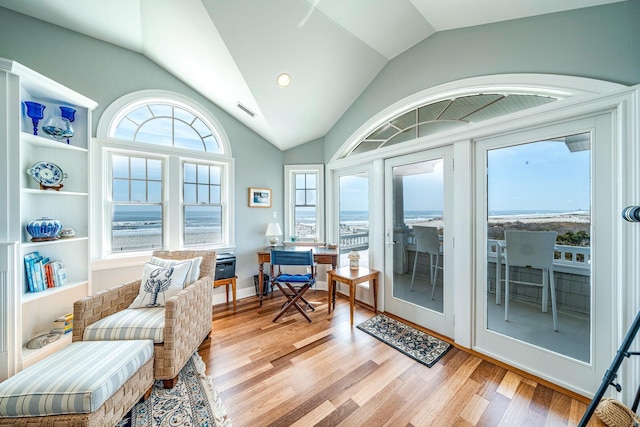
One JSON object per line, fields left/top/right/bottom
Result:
{"left": 327, "top": 266, "right": 379, "bottom": 326}
{"left": 213, "top": 276, "right": 237, "bottom": 311}
{"left": 257, "top": 246, "right": 338, "bottom": 306}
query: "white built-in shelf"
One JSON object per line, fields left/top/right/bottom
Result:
{"left": 21, "top": 188, "right": 88, "bottom": 197}
{"left": 22, "top": 236, "right": 89, "bottom": 249}
{"left": 0, "top": 57, "right": 98, "bottom": 111}
{"left": 0, "top": 57, "right": 97, "bottom": 376}
{"left": 21, "top": 333, "right": 72, "bottom": 370}
{"left": 21, "top": 132, "right": 88, "bottom": 153}
{"left": 21, "top": 280, "right": 88, "bottom": 303}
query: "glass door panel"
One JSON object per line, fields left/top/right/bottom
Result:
{"left": 392, "top": 159, "right": 444, "bottom": 312}
{"left": 486, "top": 134, "right": 591, "bottom": 362}
{"left": 339, "top": 173, "right": 370, "bottom": 268}
{"left": 336, "top": 170, "right": 377, "bottom": 309}
{"left": 385, "top": 147, "right": 453, "bottom": 337}
{"left": 475, "top": 114, "right": 613, "bottom": 395}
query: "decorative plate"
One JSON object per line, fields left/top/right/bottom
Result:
{"left": 26, "top": 161, "right": 67, "bottom": 186}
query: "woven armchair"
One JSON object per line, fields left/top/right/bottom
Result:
{"left": 73, "top": 250, "right": 215, "bottom": 388}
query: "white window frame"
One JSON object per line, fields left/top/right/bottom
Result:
{"left": 93, "top": 90, "right": 235, "bottom": 261}
{"left": 182, "top": 159, "right": 227, "bottom": 247}
{"left": 108, "top": 151, "right": 166, "bottom": 253}
{"left": 284, "top": 164, "right": 324, "bottom": 243}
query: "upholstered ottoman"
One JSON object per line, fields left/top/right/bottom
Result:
{"left": 0, "top": 340, "right": 154, "bottom": 427}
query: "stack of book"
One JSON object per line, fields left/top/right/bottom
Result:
{"left": 51, "top": 313, "right": 73, "bottom": 335}
{"left": 23, "top": 252, "right": 68, "bottom": 293}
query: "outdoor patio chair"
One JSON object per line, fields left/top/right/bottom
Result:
{"left": 270, "top": 249, "right": 316, "bottom": 322}
{"left": 504, "top": 230, "right": 558, "bottom": 331}
{"left": 411, "top": 225, "right": 441, "bottom": 300}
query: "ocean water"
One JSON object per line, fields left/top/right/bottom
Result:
{"left": 340, "top": 209, "right": 587, "bottom": 224}
{"left": 112, "top": 206, "right": 221, "bottom": 236}
{"left": 338, "top": 210, "right": 444, "bottom": 226}
{"left": 113, "top": 207, "right": 588, "bottom": 236}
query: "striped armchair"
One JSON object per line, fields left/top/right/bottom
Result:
{"left": 73, "top": 250, "right": 215, "bottom": 388}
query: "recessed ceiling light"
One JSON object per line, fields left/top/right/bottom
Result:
{"left": 277, "top": 73, "right": 291, "bottom": 87}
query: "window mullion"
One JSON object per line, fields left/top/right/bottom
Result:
{"left": 167, "top": 156, "right": 181, "bottom": 248}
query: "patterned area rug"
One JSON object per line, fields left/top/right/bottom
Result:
{"left": 357, "top": 314, "right": 451, "bottom": 367}
{"left": 118, "top": 353, "right": 232, "bottom": 427}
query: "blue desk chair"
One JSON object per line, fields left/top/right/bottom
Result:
{"left": 270, "top": 249, "right": 316, "bottom": 322}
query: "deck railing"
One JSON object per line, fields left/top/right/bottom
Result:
{"left": 487, "top": 239, "right": 590, "bottom": 276}
{"left": 339, "top": 231, "right": 369, "bottom": 253}
{"left": 337, "top": 232, "right": 590, "bottom": 275}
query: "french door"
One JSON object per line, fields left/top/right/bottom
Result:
{"left": 474, "top": 114, "right": 613, "bottom": 395}
{"left": 384, "top": 147, "right": 454, "bottom": 337}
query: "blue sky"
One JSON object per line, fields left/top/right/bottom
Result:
{"left": 403, "top": 162, "right": 444, "bottom": 211}
{"left": 487, "top": 140, "right": 590, "bottom": 212}
{"left": 339, "top": 139, "right": 590, "bottom": 213}
{"left": 340, "top": 175, "right": 368, "bottom": 211}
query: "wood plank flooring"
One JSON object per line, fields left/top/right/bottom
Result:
{"left": 198, "top": 291, "right": 605, "bottom": 427}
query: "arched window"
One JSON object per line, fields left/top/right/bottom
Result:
{"left": 347, "top": 93, "right": 556, "bottom": 157}
{"left": 110, "top": 101, "right": 223, "bottom": 153}
{"left": 334, "top": 74, "right": 623, "bottom": 161}
{"left": 95, "top": 90, "right": 234, "bottom": 256}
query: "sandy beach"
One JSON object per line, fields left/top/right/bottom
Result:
{"left": 405, "top": 212, "right": 590, "bottom": 245}
{"left": 488, "top": 212, "right": 590, "bottom": 224}
{"left": 486, "top": 212, "right": 590, "bottom": 241}
{"left": 112, "top": 232, "right": 220, "bottom": 252}
{"left": 410, "top": 212, "right": 589, "bottom": 227}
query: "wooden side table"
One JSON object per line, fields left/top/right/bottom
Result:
{"left": 327, "top": 266, "right": 378, "bottom": 326}
{"left": 213, "top": 276, "right": 237, "bottom": 311}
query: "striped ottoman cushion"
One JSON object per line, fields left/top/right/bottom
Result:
{"left": 0, "top": 340, "right": 153, "bottom": 417}
{"left": 83, "top": 307, "right": 165, "bottom": 343}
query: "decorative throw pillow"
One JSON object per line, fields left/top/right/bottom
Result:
{"left": 129, "top": 260, "right": 191, "bottom": 309}
{"left": 149, "top": 256, "right": 203, "bottom": 285}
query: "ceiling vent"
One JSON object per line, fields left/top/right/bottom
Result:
{"left": 237, "top": 102, "right": 256, "bottom": 118}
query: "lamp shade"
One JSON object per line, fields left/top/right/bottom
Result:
{"left": 265, "top": 223, "right": 282, "bottom": 236}
{"left": 266, "top": 223, "right": 283, "bottom": 246}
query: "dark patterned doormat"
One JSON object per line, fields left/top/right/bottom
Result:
{"left": 357, "top": 314, "right": 451, "bottom": 367}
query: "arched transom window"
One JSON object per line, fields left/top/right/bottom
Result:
{"left": 346, "top": 93, "right": 557, "bottom": 157}
{"left": 110, "top": 101, "right": 223, "bottom": 153}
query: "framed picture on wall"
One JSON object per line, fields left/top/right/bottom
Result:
{"left": 248, "top": 187, "right": 272, "bottom": 208}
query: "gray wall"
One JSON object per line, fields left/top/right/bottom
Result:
{"left": 323, "top": 1, "right": 640, "bottom": 161}
{"left": 0, "top": 7, "right": 283, "bottom": 291}
{"left": 284, "top": 136, "right": 325, "bottom": 164}
{"left": 3, "top": 2, "right": 639, "bottom": 293}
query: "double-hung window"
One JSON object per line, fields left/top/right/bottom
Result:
{"left": 284, "top": 165, "right": 324, "bottom": 243}
{"left": 96, "top": 90, "right": 233, "bottom": 256}
{"left": 183, "top": 162, "right": 223, "bottom": 246}
{"left": 111, "top": 154, "right": 164, "bottom": 252}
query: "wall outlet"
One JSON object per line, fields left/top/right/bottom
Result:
{"left": 272, "top": 211, "right": 277, "bottom": 219}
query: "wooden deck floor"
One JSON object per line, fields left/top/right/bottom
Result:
{"left": 198, "top": 290, "right": 604, "bottom": 427}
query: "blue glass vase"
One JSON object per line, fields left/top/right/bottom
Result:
{"left": 60, "top": 106, "right": 75, "bottom": 122}
{"left": 59, "top": 106, "right": 76, "bottom": 143}
{"left": 23, "top": 101, "right": 46, "bottom": 135}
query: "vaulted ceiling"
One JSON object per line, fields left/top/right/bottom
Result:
{"left": 0, "top": 0, "right": 624, "bottom": 150}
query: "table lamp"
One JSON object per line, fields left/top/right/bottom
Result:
{"left": 266, "top": 223, "right": 282, "bottom": 246}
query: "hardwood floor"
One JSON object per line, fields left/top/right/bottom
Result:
{"left": 198, "top": 291, "right": 604, "bottom": 427}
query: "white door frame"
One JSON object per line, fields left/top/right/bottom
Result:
{"left": 326, "top": 75, "right": 639, "bottom": 399}
{"left": 383, "top": 147, "right": 454, "bottom": 337}
{"left": 474, "top": 114, "right": 614, "bottom": 396}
